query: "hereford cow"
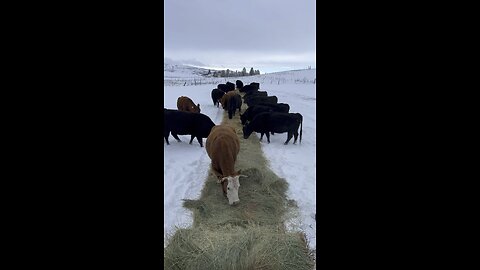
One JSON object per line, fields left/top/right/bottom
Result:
{"left": 211, "top": 88, "right": 225, "bottom": 107}
{"left": 242, "top": 112, "right": 303, "bottom": 145}
{"left": 220, "top": 91, "right": 237, "bottom": 110}
{"left": 244, "top": 96, "right": 278, "bottom": 107}
{"left": 177, "top": 96, "right": 200, "bottom": 113}
{"left": 206, "top": 125, "right": 248, "bottom": 205}
{"left": 228, "top": 93, "right": 242, "bottom": 119}
{"left": 164, "top": 109, "right": 215, "bottom": 147}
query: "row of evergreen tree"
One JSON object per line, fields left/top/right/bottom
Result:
{"left": 208, "top": 67, "right": 260, "bottom": 77}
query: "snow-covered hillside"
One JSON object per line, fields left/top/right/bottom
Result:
{"left": 164, "top": 63, "right": 316, "bottom": 86}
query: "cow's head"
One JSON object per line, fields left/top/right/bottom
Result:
{"left": 242, "top": 125, "right": 253, "bottom": 139}
{"left": 240, "top": 113, "right": 247, "bottom": 125}
{"left": 218, "top": 172, "right": 248, "bottom": 205}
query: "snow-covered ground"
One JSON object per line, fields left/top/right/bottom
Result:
{"left": 164, "top": 66, "right": 316, "bottom": 250}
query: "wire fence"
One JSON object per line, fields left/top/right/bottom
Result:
{"left": 164, "top": 76, "right": 316, "bottom": 86}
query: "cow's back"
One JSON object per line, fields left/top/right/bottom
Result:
{"left": 221, "top": 91, "right": 237, "bottom": 110}
{"left": 177, "top": 96, "right": 199, "bottom": 113}
{"left": 165, "top": 109, "right": 195, "bottom": 133}
{"left": 245, "top": 96, "right": 278, "bottom": 106}
{"left": 165, "top": 110, "right": 214, "bottom": 137}
{"left": 206, "top": 125, "right": 240, "bottom": 171}
{"left": 192, "top": 113, "right": 216, "bottom": 138}
{"left": 256, "top": 102, "right": 290, "bottom": 113}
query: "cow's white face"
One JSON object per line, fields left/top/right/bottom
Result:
{"left": 226, "top": 176, "right": 240, "bottom": 205}
{"left": 219, "top": 173, "right": 248, "bottom": 206}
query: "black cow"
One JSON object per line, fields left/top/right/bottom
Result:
{"left": 242, "top": 112, "right": 302, "bottom": 145}
{"left": 243, "top": 91, "right": 268, "bottom": 103}
{"left": 240, "top": 84, "right": 255, "bottom": 94}
{"left": 217, "top": 84, "right": 229, "bottom": 92}
{"left": 250, "top": 82, "right": 260, "bottom": 91}
{"left": 244, "top": 90, "right": 268, "bottom": 97}
{"left": 236, "top": 80, "right": 243, "bottom": 89}
{"left": 211, "top": 88, "right": 225, "bottom": 107}
{"left": 242, "top": 103, "right": 290, "bottom": 136}
{"left": 255, "top": 102, "right": 290, "bottom": 113}
{"left": 228, "top": 94, "right": 242, "bottom": 119}
{"left": 164, "top": 109, "right": 215, "bottom": 147}
{"left": 240, "top": 103, "right": 290, "bottom": 125}
{"left": 244, "top": 96, "right": 278, "bottom": 107}
{"left": 240, "top": 105, "right": 273, "bottom": 125}
{"left": 226, "top": 82, "right": 235, "bottom": 92}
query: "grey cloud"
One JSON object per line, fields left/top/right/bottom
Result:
{"left": 165, "top": 0, "right": 315, "bottom": 71}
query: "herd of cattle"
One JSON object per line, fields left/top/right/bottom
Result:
{"left": 164, "top": 80, "right": 303, "bottom": 205}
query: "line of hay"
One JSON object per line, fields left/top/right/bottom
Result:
{"left": 165, "top": 96, "right": 315, "bottom": 269}
{"left": 164, "top": 225, "right": 314, "bottom": 270}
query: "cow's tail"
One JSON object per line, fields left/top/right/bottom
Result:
{"left": 299, "top": 113, "right": 303, "bottom": 144}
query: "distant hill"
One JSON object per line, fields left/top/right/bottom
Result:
{"left": 164, "top": 62, "right": 316, "bottom": 86}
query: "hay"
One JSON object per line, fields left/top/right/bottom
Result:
{"left": 183, "top": 167, "right": 290, "bottom": 229}
{"left": 164, "top": 225, "right": 315, "bottom": 270}
{"left": 165, "top": 98, "right": 315, "bottom": 269}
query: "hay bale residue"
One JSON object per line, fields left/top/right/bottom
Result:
{"left": 164, "top": 225, "right": 315, "bottom": 270}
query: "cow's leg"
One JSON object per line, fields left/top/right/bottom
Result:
{"left": 172, "top": 133, "right": 181, "bottom": 142}
{"left": 293, "top": 130, "right": 299, "bottom": 144}
{"left": 259, "top": 132, "right": 264, "bottom": 141}
{"left": 266, "top": 132, "right": 271, "bottom": 143}
{"left": 196, "top": 136, "right": 203, "bottom": 147}
{"left": 164, "top": 131, "right": 170, "bottom": 145}
{"left": 189, "top": 135, "right": 195, "bottom": 144}
{"left": 284, "top": 132, "right": 293, "bottom": 145}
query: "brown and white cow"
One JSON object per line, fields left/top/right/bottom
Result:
{"left": 177, "top": 96, "right": 201, "bottom": 113}
{"left": 206, "top": 125, "right": 248, "bottom": 205}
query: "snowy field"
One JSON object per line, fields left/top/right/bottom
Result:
{"left": 164, "top": 67, "right": 316, "bottom": 250}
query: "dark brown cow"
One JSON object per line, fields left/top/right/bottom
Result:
{"left": 220, "top": 91, "right": 237, "bottom": 110}
{"left": 177, "top": 96, "right": 200, "bottom": 113}
{"left": 206, "top": 125, "right": 248, "bottom": 205}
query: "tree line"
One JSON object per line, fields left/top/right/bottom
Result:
{"left": 208, "top": 67, "right": 260, "bottom": 77}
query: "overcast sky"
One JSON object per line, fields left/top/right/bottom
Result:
{"left": 164, "top": 0, "right": 316, "bottom": 73}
